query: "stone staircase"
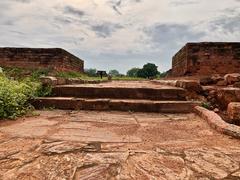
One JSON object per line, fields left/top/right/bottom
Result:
{"left": 33, "top": 82, "right": 200, "bottom": 113}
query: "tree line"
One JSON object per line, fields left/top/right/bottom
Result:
{"left": 85, "top": 63, "right": 167, "bottom": 79}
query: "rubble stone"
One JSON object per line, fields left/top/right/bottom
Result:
{"left": 227, "top": 102, "right": 240, "bottom": 123}
{"left": 224, "top": 73, "right": 240, "bottom": 85}
{"left": 216, "top": 80, "right": 228, "bottom": 86}
{"left": 216, "top": 88, "right": 240, "bottom": 109}
{"left": 176, "top": 80, "right": 203, "bottom": 93}
{"left": 233, "top": 82, "right": 240, "bottom": 88}
{"left": 40, "top": 76, "right": 58, "bottom": 86}
{"left": 200, "top": 77, "right": 214, "bottom": 85}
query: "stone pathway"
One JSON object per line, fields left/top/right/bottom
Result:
{"left": 0, "top": 110, "right": 240, "bottom": 179}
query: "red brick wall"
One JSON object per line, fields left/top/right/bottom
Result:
{"left": 0, "top": 48, "right": 84, "bottom": 72}
{"left": 171, "top": 42, "right": 240, "bottom": 76}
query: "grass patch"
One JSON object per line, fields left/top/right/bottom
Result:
{"left": 55, "top": 71, "right": 108, "bottom": 81}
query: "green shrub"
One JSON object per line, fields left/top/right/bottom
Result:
{"left": 201, "top": 102, "right": 211, "bottom": 110}
{"left": 0, "top": 75, "right": 40, "bottom": 119}
{"left": 30, "top": 68, "right": 51, "bottom": 80}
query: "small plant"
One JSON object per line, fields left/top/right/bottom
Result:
{"left": 56, "top": 71, "right": 83, "bottom": 79}
{"left": 201, "top": 102, "right": 211, "bottom": 109}
{"left": 30, "top": 68, "right": 51, "bottom": 81}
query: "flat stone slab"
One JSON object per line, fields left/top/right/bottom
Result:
{"left": 0, "top": 110, "right": 240, "bottom": 179}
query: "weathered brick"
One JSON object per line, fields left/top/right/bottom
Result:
{"left": 227, "top": 102, "right": 240, "bottom": 122}
{"left": 0, "top": 48, "right": 84, "bottom": 72}
{"left": 171, "top": 42, "right": 240, "bottom": 77}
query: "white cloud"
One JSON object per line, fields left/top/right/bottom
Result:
{"left": 0, "top": 0, "right": 239, "bottom": 73}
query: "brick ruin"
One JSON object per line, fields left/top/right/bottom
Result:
{"left": 0, "top": 48, "right": 84, "bottom": 72}
{"left": 171, "top": 42, "right": 240, "bottom": 76}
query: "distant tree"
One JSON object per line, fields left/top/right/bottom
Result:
{"left": 84, "top": 68, "right": 97, "bottom": 77}
{"left": 108, "top": 69, "right": 120, "bottom": 77}
{"left": 137, "top": 63, "right": 159, "bottom": 78}
{"left": 127, "top": 68, "right": 140, "bottom": 77}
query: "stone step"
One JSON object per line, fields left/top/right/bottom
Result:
{"left": 52, "top": 85, "right": 186, "bottom": 100}
{"left": 32, "top": 97, "right": 200, "bottom": 113}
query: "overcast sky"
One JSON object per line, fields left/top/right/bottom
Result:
{"left": 0, "top": 0, "right": 240, "bottom": 73}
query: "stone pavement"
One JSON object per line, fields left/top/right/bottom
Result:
{"left": 0, "top": 110, "right": 240, "bottom": 179}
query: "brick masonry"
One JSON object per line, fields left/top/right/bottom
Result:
{"left": 171, "top": 42, "right": 240, "bottom": 76}
{"left": 0, "top": 48, "right": 84, "bottom": 72}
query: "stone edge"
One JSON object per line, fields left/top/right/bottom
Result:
{"left": 194, "top": 106, "right": 240, "bottom": 139}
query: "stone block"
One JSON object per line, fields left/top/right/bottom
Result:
{"left": 227, "top": 102, "right": 240, "bottom": 123}
{"left": 176, "top": 80, "right": 203, "bottom": 93}
{"left": 66, "top": 78, "right": 84, "bottom": 85}
{"left": 200, "top": 77, "right": 214, "bottom": 85}
{"left": 40, "top": 76, "right": 58, "bottom": 86}
{"left": 224, "top": 73, "right": 240, "bottom": 85}
{"left": 56, "top": 77, "right": 67, "bottom": 85}
{"left": 216, "top": 88, "right": 240, "bottom": 109}
{"left": 233, "top": 82, "right": 240, "bottom": 88}
{"left": 216, "top": 80, "right": 228, "bottom": 86}
{"left": 211, "top": 74, "right": 224, "bottom": 83}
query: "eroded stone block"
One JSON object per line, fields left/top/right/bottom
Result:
{"left": 227, "top": 102, "right": 240, "bottom": 123}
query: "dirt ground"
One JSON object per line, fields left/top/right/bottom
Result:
{"left": 0, "top": 110, "right": 240, "bottom": 179}
{"left": 57, "top": 80, "right": 180, "bottom": 89}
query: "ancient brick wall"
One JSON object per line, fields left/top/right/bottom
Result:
{"left": 171, "top": 42, "right": 240, "bottom": 76}
{"left": 0, "top": 48, "right": 84, "bottom": 72}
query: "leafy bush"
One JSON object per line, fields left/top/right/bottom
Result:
{"left": 84, "top": 68, "right": 97, "bottom": 77}
{"left": 108, "top": 69, "right": 120, "bottom": 77}
{"left": 30, "top": 68, "right": 51, "bottom": 80}
{"left": 127, "top": 68, "right": 141, "bottom": 77}
{"left": 201, "top": 102, "right": 211, "bottom": 110}
{"left": 137, "top": 63, "right": 159, "bottom": 79}
{"left": 0, "top": 75, "right": 41, "bottom": 119}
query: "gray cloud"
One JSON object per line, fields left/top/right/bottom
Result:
{"left": 170, "top": 0, "right": 199, "bottom": 6}
{"left": 91, "top": 23, "right": 123, "bottom": 38}
{"left": 210, "top": 13, "right": 240, "bottom": 34}
{"left": 64, "top": 5, "right": 85, "bottom": 17}
{"left": 108, "top": 0, "right": 122, "bottom": 15}
{"left": 146, "top": 24, "right": 205, "bottom": 47}
{"left": 11, "top": 0, "right": 32, "bottom": 3}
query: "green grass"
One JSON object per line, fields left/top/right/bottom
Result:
{"left": 3, "top": 67, "right": 150, "bottom": 82}
{"left": 3, "top": 67, "right": 51, "bottom": 81}
{"left": 55, "top": 71, "right": 108, "bottom": 81}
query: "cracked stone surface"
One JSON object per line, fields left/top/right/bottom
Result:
{"left": 0, "top": 110, "right": 240, "bottom": 179}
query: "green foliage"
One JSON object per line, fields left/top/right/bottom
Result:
{"left": 3, "top": 67, "right": 51, "bottom": 81}
{"left": 3, "top": 67, "right": 24, "bottom": 80}
{"left": 36, "top": 84, "right": 52, "bottom": 97}
{"left": 201, "top": 102, "right": 211, "bottom": 110}
{"left": 56, "top": 71, "right": 84, "bottom": 79}
{"left": 127, "top": 68, "right": 140, "bottom": 77}
{"left": 108, "top": 69, "right": 120, "bottom": 77}
{"left": 56, "top": 71, "right": 107, "bottom": 81}
{"left": 0, "top": 75, "right": 40, "bottom": 119}
{"left": 30, "top": 68, "right": 51, "bottom": 80}
{"left": 85, "top": 68, "right": 97, "bottom": 77}
{"left": 137, "top": 63, "right": 159, "bottom": 78}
